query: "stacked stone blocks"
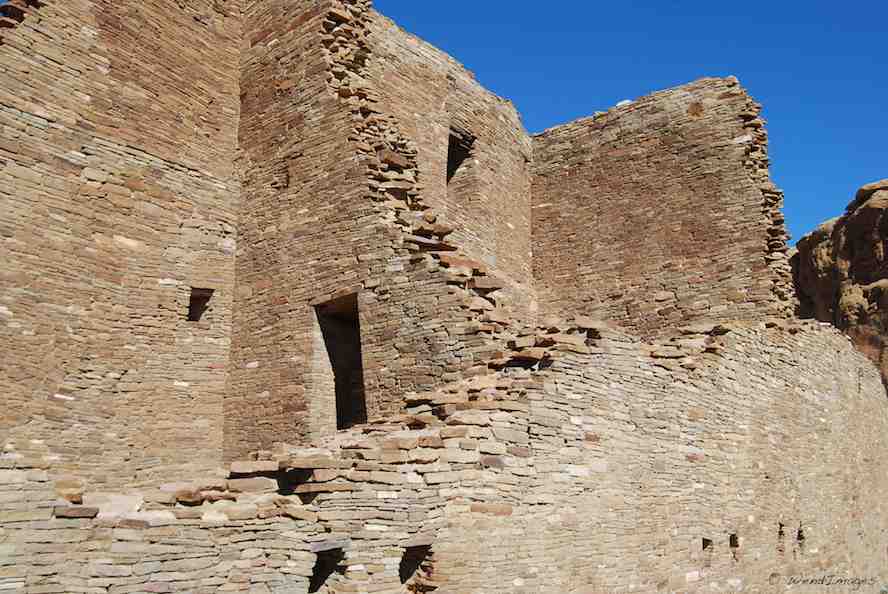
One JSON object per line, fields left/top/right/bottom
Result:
{"left": 1, "top": 0, "right": 887, "bottom": 592}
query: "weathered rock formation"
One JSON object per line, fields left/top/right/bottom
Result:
{"left": 793, "top": 179, "right": 888, "bottom": 378}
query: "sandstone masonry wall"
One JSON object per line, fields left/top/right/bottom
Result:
{"left": 226, "top": 0, "right": 534, "bottom": 460}
{"left": 225, "top": 0, "right": 370, "bottom": 460}
{"left": 2, "top": 1, "right": 887, "bottom": 591}
{"left": 366, "top": 14, "right": 535, "bottom": 313}
{"left": 3, "top": 321, "right": 887, "bottom": 593}
{"left": 532, "top": 77, "right": 794, "bottom": 339}
{"left": 0, "top": 0, "right": 241, "bottom": 487}
{"left": 434, "top": 321, "right": 888, "bottom": 592}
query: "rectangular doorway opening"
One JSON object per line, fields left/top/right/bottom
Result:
{"left": 729, "top": 533, "right": 739, "bottom": 561}
{"left": 446, "top": 128, "right": 474, "bottom": 184}
{"left": 315, "top": 293, "right": 367, "bottom": 430}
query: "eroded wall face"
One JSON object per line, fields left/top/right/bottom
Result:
{"left": 226, "top": 2, "right": 538, "bottom": 460}
{"left": 3, "top": 323, "right": 887, "bottom": 593}
{"left": 225, "top": 0, "right": 371, "bottom": 460}
{"left": 532, "top": 78, "right": 793, "bottom": 338}
{"left": 366, "top": 14, "right": 535, "bottom": 314}
{"left": 432, "top": 325, "right": 888, "bottom": 592}
{"left": 0, "top": 0, "right": 240, "bottom": 487}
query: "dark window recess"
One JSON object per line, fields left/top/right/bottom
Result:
{"left": 316, "top": 294, "right": 367, "bottom": 430}
{"left": 187, "top": 288, "right": 214, "bottom": 322}
{"left": 309, "top": 548, "right": 345, "bottom": 593}
{"left": 446, "top": 129, "right": 474, "bottom": 183}
{"left": 400, "top": 544, "right": 433, "bottom": 585}
{"left": 729, "top": 534, "right": 739, "bottom": 549}
{"left": 777, "top": 523, "right": 785, "bottom": 555}
{"left": 701, "top": 537, "right": 713, "bottom": 567}
{"left": 796, "top": 525, "right": 805, "bottom": 553}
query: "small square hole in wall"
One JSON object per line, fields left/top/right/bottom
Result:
{"left": 701, "top": 537, "right": 713, "bottom": 567}
{"left": 187, "top": 288, "right": 214, "bottom": 322}
{"left": 309, "top": 548, "right": 345, "bottom": 593}
{"left": 729, "top": 533, "right": 740, "bottom": 561}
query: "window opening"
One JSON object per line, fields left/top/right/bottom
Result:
{"left": 187, "top": 288, "right": 214, "bottom": 322}
{"left": 446, "top": 129, "right": 474, "bottom": 184}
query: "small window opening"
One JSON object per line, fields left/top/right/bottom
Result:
{"left": 400, "top": 545, "right": 433, "bottom": 591}
{"left": 309, "top": 548, "right": 345, "bottom": 593}
{"left": 446, "top": 129, "right": 474, "bottom": 184}
{"left": 701, "top": 537, "right": 713, "bottom": 567}
{"left": 796, "top": 525, "right": 805, "bottom": 555}
{"left": 187, "top": 288, "right": 214, "bottom": 322}
{"left": 729, "top": 533, "right": 739, "bottom": 561}
{"left": 777, "top": 523, "right": 785, "bottom": 556}
{"left": 315, "top": 293, "right": 367, "bottom": 430}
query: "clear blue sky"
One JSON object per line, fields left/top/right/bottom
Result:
{"left": 376, "top": 0, "right": 887, "bottom": 244}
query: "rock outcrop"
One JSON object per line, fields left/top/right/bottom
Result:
{"left": 793, "top": 179, "right": 888, "bottom": 378}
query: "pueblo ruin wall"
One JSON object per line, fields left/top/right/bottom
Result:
{"left": 532, "top": 78, "right": 794, "bottom": 339}
{"left": 1, "top": 1, "right": 886, "bottom": 593}
{"left": 0, "top": 0, "right": 241, "bottom": 488}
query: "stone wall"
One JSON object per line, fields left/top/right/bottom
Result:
{"left": 225, "top": 0, "right": 369, "bottom": 461}
{"left": 0, "top": 0, "right": 240, "bottom": 488}
{"left": 532, "top": 77, "right": 794, "bottom": 339}
{"left": 226, "top": 0, "right": 537, "bottom": 460}
{"left": 4, "top": 321, "right": 887, "bottom": 592}
{"left": 435, "top": 321, "right": 888, "bottom": 592}
{"left": 227, "top": 0, "right": 467, "bottom": 460}
{"left": 366, "top": 13, "right": 535, "bottom": 313}
{"left": 3, "top": 1, "right": 888, "bottom": 591}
